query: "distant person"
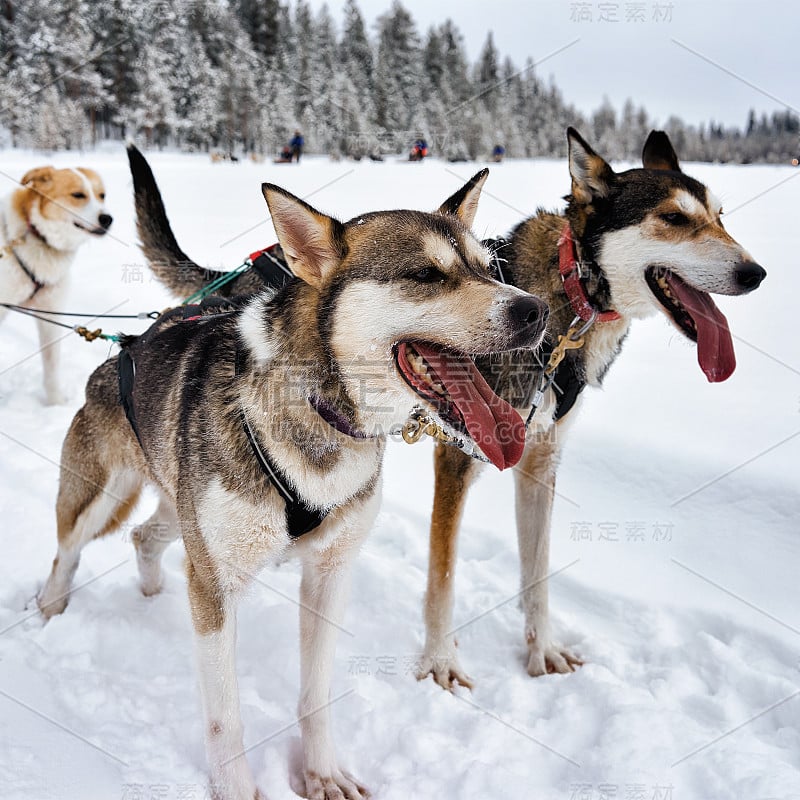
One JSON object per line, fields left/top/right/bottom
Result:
{"left": 290, "top": 130, "right": 304, "bottom": 163}
{"left": 409, "top": 138, "right": 428, "bottom": 161}
{"left": 492, "top": 144, "right": 506, "bottom": 163}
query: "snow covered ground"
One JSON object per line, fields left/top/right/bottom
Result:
{"left": 0, "top": 150, "right": 798, "bottom": 800}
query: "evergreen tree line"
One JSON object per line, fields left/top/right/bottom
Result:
{"left": 0, "top": 0, "right": 797, "bottom": 163}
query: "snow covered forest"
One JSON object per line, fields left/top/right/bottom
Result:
{"left": 0, "top": 0, "right": 797, "bottom": 162}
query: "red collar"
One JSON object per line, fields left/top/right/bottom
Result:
{"left": 558, "top": 223, "right": 620, "bottom": 323}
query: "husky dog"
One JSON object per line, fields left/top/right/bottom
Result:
{"left": 37, "top": 172, "right": 548, "bottom": 799}
{"left": 416, "top": 128, "right": 767, "bottom": 689}
{"left": 0, "top": 166, "right": 112, "bottom": 404}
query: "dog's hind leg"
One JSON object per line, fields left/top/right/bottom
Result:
{"left": 514, "top": 434, "right": 583, "bottom": 677}
{"left": 417, "top": 443, "right": 482, "bottom": 691}
{"left": 36, "top": 404, "right": 143, "bottom": 619}
{"left": 38, "top": 409, "right": 143, "bottom": 618}
{"left": 132, "top": 491, "right": 179, "bottom": 596}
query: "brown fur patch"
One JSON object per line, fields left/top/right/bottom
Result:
{"left": 425, "top": 444, "right": 481, "bottom": 615}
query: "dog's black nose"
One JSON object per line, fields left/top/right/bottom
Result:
{"left": 734, "top": 261, "right": 766, "bottom": 291}
{"left": 99, "top": 213, "right": 113, "bottom": 229}
{"left": 509, "top": 295, "right": 549, "bottom": 340}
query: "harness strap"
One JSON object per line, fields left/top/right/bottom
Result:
{"left": 234, "top": 346, "right": 327, "bottom": 538}
{"left": 117, "top": 348, "right": 144, "bottom": 447}
{"left": 533, "top": 339, "right": 585, "bottom": 421}
{"left": 0, "top": 213, "right": 46, "bottom": 301}
{"left": 249, "top": 244, "right": 295, "bottom": 291}
{"left": 13, "top": 250, "right": 46, "bottom": 300}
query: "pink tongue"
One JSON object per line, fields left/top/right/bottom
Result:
{"left": 412, "top": 343, "right": 526, "bottom": 470}
{"left": 666, "top": 274, "right": 736, "bottom": 382}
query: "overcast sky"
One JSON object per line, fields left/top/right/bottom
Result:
{"left": 311, "top": 0, "right": 797, "bottom": 128}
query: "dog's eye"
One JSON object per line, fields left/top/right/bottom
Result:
{"left": 660, "top": 212, "right": 689, "bottom": 226}
{"left": 99, "top": 193, "right": 106, "bottom": 200}
{"left": 71, "top": 192, "right": 87, "bottom": 200}
{"left": 409, "top": 267, "right": 445, "bottom": 283}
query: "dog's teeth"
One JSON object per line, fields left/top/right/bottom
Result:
{"left": 407, "top": 352, "right": 431, "bottom": 379}
{"left": 406, "top": 349, "right": 450, "bottom": 397}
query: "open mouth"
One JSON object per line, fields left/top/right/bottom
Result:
{"left": 73, "top": 221, "right": 107, "bottom": 236}
{"left": 645, "top": 266, "right": 736, "bottom": 382}
{"left": 394, "top": 341, "right": 526, "bottom": 470}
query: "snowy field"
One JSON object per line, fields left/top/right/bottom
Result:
{"left": 0, "top": 150, "right": 798, "bottom": 800}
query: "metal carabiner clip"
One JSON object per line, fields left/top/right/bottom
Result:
{"left": 570, "top": 309, "right": 598, "bottom": 341}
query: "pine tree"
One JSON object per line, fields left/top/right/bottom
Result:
{"left": 311, "top": 4, "right": 338, "bottom": 152}
{"left": 234, "top": 0, "right": 282, "bottom": 65}
{"left": 339, "top": 0, "right": 373, "bottom": 106}
{"left": 475, "top": 31, "right": 499, "bottom": 115}
{"left": 171, "top": 30, "right": 221, "bottom": 151}
{"left": 293, "top": 0, "right": 314, "bottom": 125}
{"left": 373, "top": 1, "right": 424, "bottom": 151}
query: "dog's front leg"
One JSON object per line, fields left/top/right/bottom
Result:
{"left": 514, "top": 436, "right": 583, "bottom": 676}
{"left": 417, "top": 443, "right": 482, "bottom": 690}
{"left": 298, "top": 504, "right": 376, "bottom": 799}
{"left": 187, "top": 559, "right": 259, "bottom": 800}
{"left": 34, "top": 288, "right": 67, "bottom": 405}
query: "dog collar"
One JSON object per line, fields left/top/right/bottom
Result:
{"left": 26, "top": 220, "right": 50, "bottom": 247}
{"left": 558, "top": 223, "right": 620, "bottom": 323}
{"left": 308, "top": 395, "right": 375, "bottom": 440}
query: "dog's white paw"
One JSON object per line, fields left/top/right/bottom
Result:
{"left": 415, "top": 648, "right": 474, "bottom": 691}
{"left": 36, "top": 578, "right": 70, "bottom": 620}
{"left": 135, "top": 552, "right": 163, "bottom": 597}
{"left": 43, "top": 388, "right": 68, "bottom": 406}
{"left": 525, "top": 634, "right": 583, "bottom": 677}
{"left": 208, "top": 768, "right": 261, "bottom": 800}
{"left": 303, "top": 768, "right": 370, "bottom": 800}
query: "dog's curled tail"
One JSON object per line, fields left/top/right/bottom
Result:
{"left": 126, "top": 143, "right": 217, "bottom": 297}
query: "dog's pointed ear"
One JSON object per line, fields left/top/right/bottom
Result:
{"left": 567, "top": 128, "right": 615, "bottom": 204}
{"left": 437, "top": 168, "right": 489, "bottom": 228}
{"left": 642, "top": 130, "right": 681, "bottom": 172}
{"left": 261, "top": 183, "right": 344, "bottom": 289}
{"left": 21, "top": 166, "right": 54, "bottom": 188}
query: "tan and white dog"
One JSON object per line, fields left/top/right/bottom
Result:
{"left": 0, "top": 166, "right": 112, "bottom": 403}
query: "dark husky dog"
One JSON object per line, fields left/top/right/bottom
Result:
{"left": 38, "top": 171, "right": 548, "bottom": 798}
{"left": 416, "top": 128, "right": 766, "bottom": 688}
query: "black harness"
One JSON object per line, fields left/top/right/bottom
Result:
{"left": 234, "top": 346, "right": 328, "bottom": 538}
{"left": 117, "top": 301, "right": 329, "bottom": 539}
{"left": 249, "top": 245, "right": 295, "bottom": 291}
{"left": 14, "top": 250, "right": 46, "bottom": 300}
{"left": 1, "top": 216, "right": 47, "bottom": 301}
{"left": 484, "top": 237, "right": 586, "bottom": 422}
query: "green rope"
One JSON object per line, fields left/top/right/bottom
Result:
{"left": 182, "top": 262, "right": 251, "bottom": 306}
